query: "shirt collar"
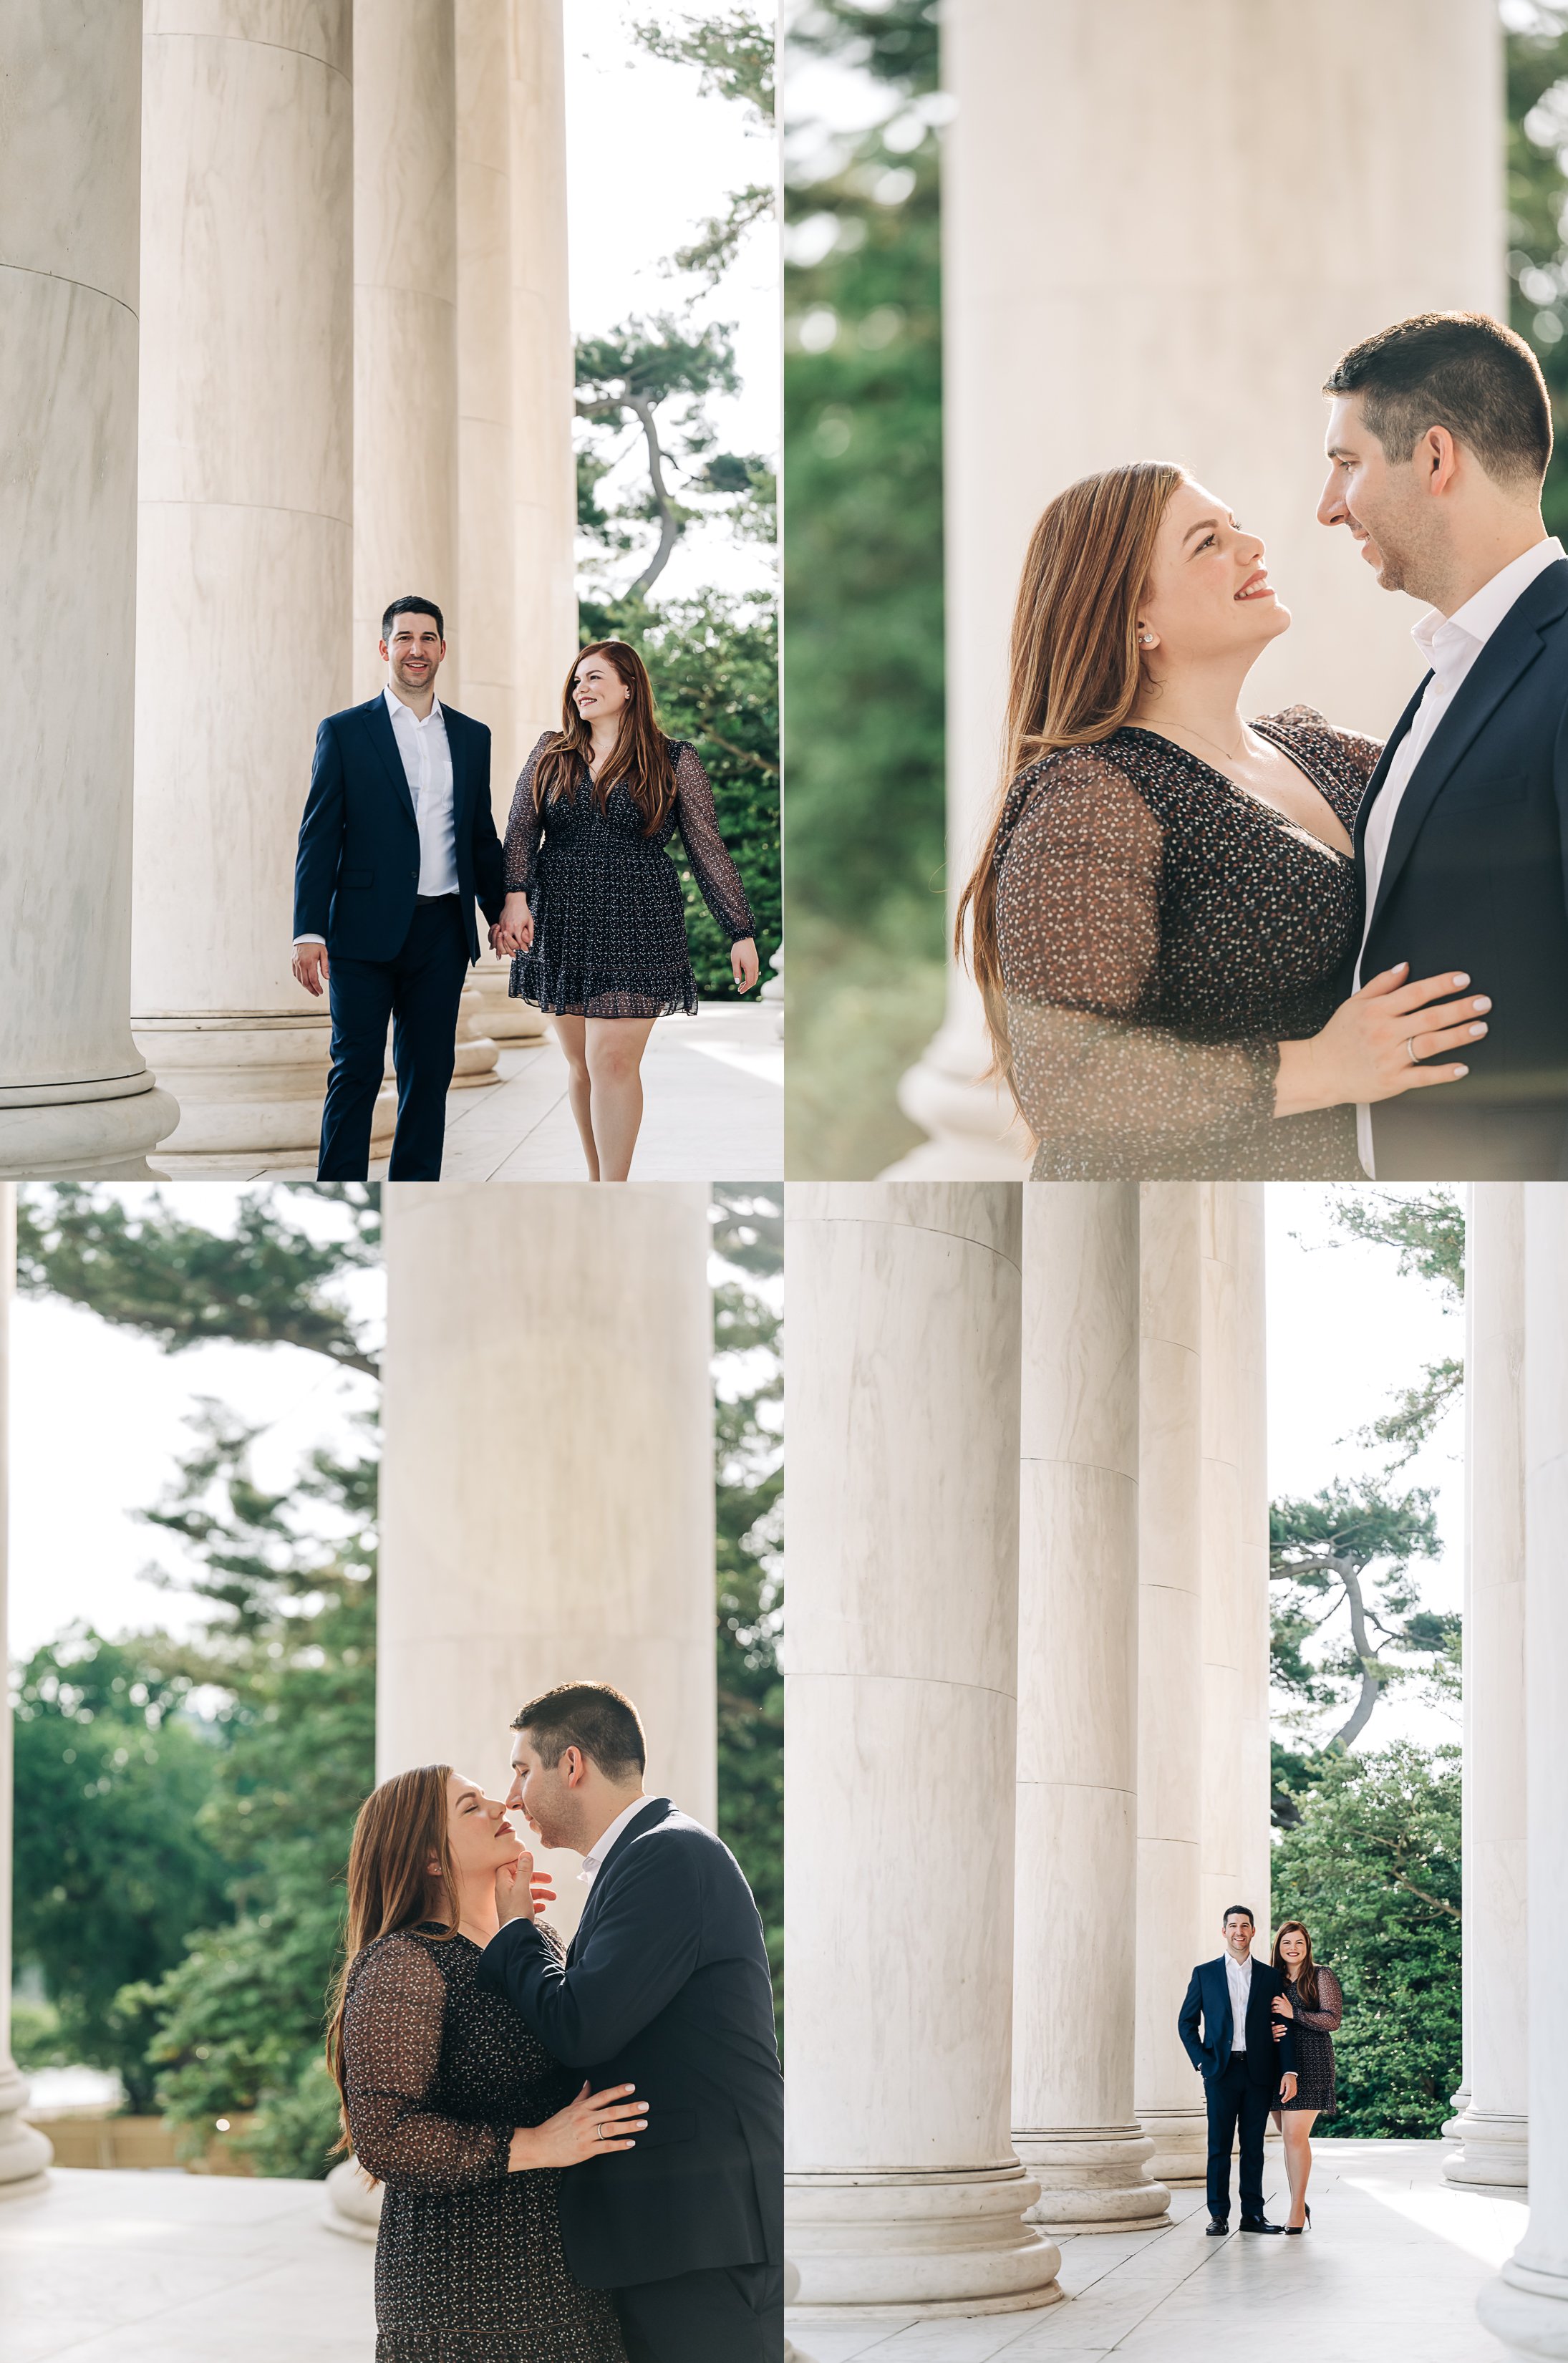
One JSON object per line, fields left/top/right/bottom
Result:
{"left": 578, "top": 1796, "right": 649, "bottom": 1887}
{"left": 1411, "top": 535, "right": 1565, "bottom": 677}
{"left": 384, "top": 682, "right": 443, "bottom": 728}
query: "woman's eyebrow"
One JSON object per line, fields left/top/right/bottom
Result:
{"left": 1183, "top": 516, "right": 1220, "bottom": 545}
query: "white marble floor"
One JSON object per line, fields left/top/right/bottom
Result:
{"left": 788, "top": 2143, "right": 1524, "bottom": 2363}
{"left": 0, "top": 2168, "right": 374, "bottom": 2362}
{"left": 151, "top": 1002, "right": 783, "bottom": 1183}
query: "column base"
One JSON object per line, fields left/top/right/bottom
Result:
{"left": 1445, "top": 2105, "right": 1529, "bottom": 2188}
{"left": 1478, "top": 2259, "right": 1568, "bottom": 2357}
{"left": 451, "top": 987, "right": 501, "bottom": 1088}
{"left": 786, "top": 2164, "right": 1063, "bottom": 2316}
{"left": 1138, "top": 2107, "right": 1209, "bottom": 2186}
{"left": 323, "top": 2155, "right": 382, "bottom": 2241}
{"left": 133, "top": 1016, "right": 393, "bottom": 1156}
{"left": 1017, "top": 2124, "right": 1171, "bottom": 2231}
{"left": 0, "top": 2064, "right": 53, "bottom": 2197}
{"left": 465, "top": 956, "right": 546, "bottom": 1043}
{"left": 0, "top": 1078, "right": 180, "bottom": 1178}
{"left": 884, "top": 1012, "right": 1035, "bottom": 1180}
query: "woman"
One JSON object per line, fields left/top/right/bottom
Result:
{"left": 1269, "top": 1918, "right": 1344, "bottom": 2234}
{"left": 956, "top": 463, "right": 1494, "bottom": 1177}
{"left": 329, "top": 1764, "right": 647, "bottom": 2360}
{"left": 495, "top": 642, "right": 762, "bottom": 1182}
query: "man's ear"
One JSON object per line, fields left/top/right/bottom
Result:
{"left": 563, "top": 1745, "right": 587, "bottom": 1790}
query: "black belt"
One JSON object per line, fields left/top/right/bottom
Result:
{"left": 415, "top": 891, "right": 460, "bottom": 904}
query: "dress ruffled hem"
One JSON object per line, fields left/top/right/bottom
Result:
{"left": 508, "top": 951, "right": 698, "bottom": 1020}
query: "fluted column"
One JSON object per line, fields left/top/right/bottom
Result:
{"left": 1200, "top": 1184, "right": 1272, "bottom": 1937}
{"left": 1479, "top": 1187, "right": 1568, "bottom": 2355}
{"left": 0, "top": 1, "right": 178, "bottom": 1178}
{"left": 1012, "top": 1186, "right": 1168, "bottom": 2232}
{"left": 1446, "top": 1185, "right": 1528, "bottom": 2188}
{"left": 785, "top": 1185, "right": 1061, "bottom": 2319}
{"left": 510, "top": 0, "right": 577, "bottom": 747}
{"left": 132, "top": 2, "right": 358, "bottom": 1153}
{"left": 896, "top": 0, "right": 1504, "bottom": 1169}
{"left": 1135, "top": 1184, "right": 1208, "bottom": 2185}
{"left": 0, "top": 1187, "right": 54, "bottom": 2194}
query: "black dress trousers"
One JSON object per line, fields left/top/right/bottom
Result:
{"left": 317, "top": 894, "right": 470, "bottom": 1182}
{"left": 1204, "top": 2052, "right": 1271, "bottom": 2222}
{"left": 614, "top": 2261, "right": 783, "bottom": 2363}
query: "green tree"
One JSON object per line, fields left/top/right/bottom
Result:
{"left": 10, "top": 1628, "right": 232, "bottom": 2110}
{"left": 1271, "top": 1743, "right": 1462, "bottom": 2137}
{"left": 1503, "top": 2, "right": 1568, "bottom": 536}
{"left": 785, "top": 1, "right": 947, "bottom": 1174}
{"left": 631, "top": 9, "right": 774, "bottom": 289}
{"left": 1327, "top": 1187, "right": 1465, "bottom": 1461}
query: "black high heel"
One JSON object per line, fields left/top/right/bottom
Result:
{"left": 1285, "top": 2203, "right": 1312, "bottom": 2236}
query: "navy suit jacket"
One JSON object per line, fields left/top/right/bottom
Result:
{"left": 293, "top": 694, "right": 505, "bottom": 962}
{"left": 1352, "top": 557, "right": 1568, "bottom": 1178}
{"left": 1178, "top": 1955, "right": 1297, "bottom": 2092}
{"left": 474, "top": 1799, "right": 783, "bottom": 2291}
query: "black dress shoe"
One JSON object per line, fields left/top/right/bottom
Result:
{"left": 1239, "top": 2215, "right": 1284, "bottom": 2233}
{"left": 1206, "top": 2217, "right": 1230, "bottom": 2235}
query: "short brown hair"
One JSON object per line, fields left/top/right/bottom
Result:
{"left": 1324, "top": 312, "right": 1552, "bottom": 487}
{"left": 513, "top": 1681, "right": 647, "bottom": 1782}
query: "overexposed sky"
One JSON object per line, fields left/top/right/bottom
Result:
{"left": 564, "top": 0, "right": 778, "bottom": 602}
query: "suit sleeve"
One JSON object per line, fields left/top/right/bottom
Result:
{"left": 294, "top": 717, "right": 346, "bottom": 941}
{"left": 1177, "top": 1968, "right": 1206, "bottom": 2071}
{"left": 1272, "top": 1974, "right": 1298, "bottom": 2078}
{"left": 475, "top": 1841, "right": 703, "bottom": 2066}
{"left": 468, "top": 723, "right": 505, "bottom": 923}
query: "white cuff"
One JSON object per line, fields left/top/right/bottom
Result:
{"left": 294, "top": 934, "right": 326, "bottom": 947}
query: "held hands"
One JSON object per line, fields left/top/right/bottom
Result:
{"left": 508, "top": 2082, "right": 649, "bottom": 2171}
{"left": 292, "top": 942, "right": 329, "bottom": 996}
{"left": 1275, "top": 963, "right": 1490, "bottom": 1117}
{"left": 731, "top": 936, "right": 760, "bottom": 993}
{"left": 492, "top": 894, "right": 534, "bottom": 957}
{"left": 495, "top": 1847, "right": 554, "bottom": 1928}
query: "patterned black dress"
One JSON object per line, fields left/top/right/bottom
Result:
{"left": 340, "top": 1925, "right": 626, "bottom": 2363}
{"left": 992, "top": 707, "right": 1380, "bottom": 1179}
{"left": 503, "top": 734, "right": 755, "bottom": 1019}
{"left": 1279, "top": 1963, "right": 1343, "bottom": 2117}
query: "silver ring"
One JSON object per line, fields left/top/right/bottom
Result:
{"left": 1406, "top": 1036, "right": 1418, "bottom": 1064}
{"left": 595, "top": 2120, "right": 605, "bottom": 2140}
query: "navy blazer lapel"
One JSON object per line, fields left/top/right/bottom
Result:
{"left": 362, "top": 694, "right": 416, "bottom": 825}
{"left": 445, "top": 707, "right": 470, "bottom": 837}
{"left": 1365, "top": 563, "right": 1568, "bottom": 937}
{"left": 564, "top": 1797, "right": 669, "bottom": 1965}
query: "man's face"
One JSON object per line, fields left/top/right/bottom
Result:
{"left": 1223, "top": 1912, "right": 1254, "bottom": 1961}
{"left": 382, "top": 613, "right": 445, "bottom": 695}
{"left": 505, "top": 1731, "right": 583, "bottom": 1852}
{"left": 1318, "top": 392, "right": 1437, "bottom": 596}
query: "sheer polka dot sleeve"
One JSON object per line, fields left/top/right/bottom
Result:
{"left": 342, "top": 1935, "right": 512, "bottom": 2193}
{"left": 503, "top": 733, "right": 552, "bottom": 898}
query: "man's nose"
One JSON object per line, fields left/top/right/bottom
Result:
{"left": 1317, "top": 480, "right": 1342, "bottom": 527}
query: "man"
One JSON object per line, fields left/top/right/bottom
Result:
{"left": 1178, "top": 1905, "right": 1298, "bottom": 2236}
{"left": 475, "top": 1682, "right": 783, "bottom": 2363}
{"left": 292, "top": 597, "right": 513, "bottom": 1179}
{"left": 1319, "top": 310, "right": 1568, "bottom": 1178}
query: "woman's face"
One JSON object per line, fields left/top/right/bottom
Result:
{"left": 1136, "top": 479, "right": 1292, "bottom": 673}
{"left": 574, "top": 654, "right": 632, "bottom": 725}
{"left": 1279, "top": 1927, "right": 1308, "bottom": 1969}
{"left": 437, "top": 1773, "right": 526, "bottom": 1892}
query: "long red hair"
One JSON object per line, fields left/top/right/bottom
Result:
{"left": 953, "top": 461, "right": 1189, "bottom": 1096}
{"left": 324, "top": 1765, "right": 458, "bottom": 2155}
{"left": 531, "top": 641, "right": 678, "bottom": 835}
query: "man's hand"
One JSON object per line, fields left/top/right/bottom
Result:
{"left": 292, "top": 942, "right": 329, "bottom": 996}
{"left": 495, "top": 1847, "right": 555, "bottom": 1928}
{"left": 1279, "top": 2072, "right": 1298, "bottom": 2103}
{"left": 493, "top": 893, "right": 533, "bottom": 957}
{"left": 731, "top": 936, "right": 760, "bottom": 992}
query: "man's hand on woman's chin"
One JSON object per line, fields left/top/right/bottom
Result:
{"left": 495, "top": 1848, "right": 556, "bottom": 1928}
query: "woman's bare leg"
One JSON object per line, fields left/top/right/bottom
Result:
{"left": 549, "top": 1015, "right": 599, "bottom": 1179}
{"left": 1282, "top": 2110, "right": 1317, "bottom": 2226}
{"left": 584, "top": 1016, "right": 657, "bottom": 1181}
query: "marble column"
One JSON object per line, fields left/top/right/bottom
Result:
{"left": 0, "top": 1, "right": 178, "bottom": 1179}
{"left": 1479, "top": 1187, "right": 1568, "bottom": 2356}
{"left": 0, "top": 1187, "right": 54, "bottom": 2194}
{"left": 1446, "top": 1185, "right": 1528, "bottom": 2188}
{"left": 455, "top": 0, "right": 543, "bottom": 1044}
{"left": 1200, "top": 1185, "right": 1272, "bottom": 1938}
{"left": 896, "top": 0, "right": 1504, "bottom": 1169}
{"left": 131, "top": 1, "right": 367, "bottom": 1154}
{"left": 1134, "top": 1185, "right": 1208, "bottom": 2185}
{"left": 375, "top": 1184, "right": 718, "bottom": 1914}
{"left": 785, "top": 1185, "right": 1062, "bottom": 2320}
{"left": 1012, "top": 1186, "right": 1168, "bottom": 2232}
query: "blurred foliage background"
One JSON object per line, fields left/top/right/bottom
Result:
{"left": 784, "top": 0, "right": 1568, "bottom": 1173}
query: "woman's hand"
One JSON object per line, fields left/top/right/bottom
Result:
{"left": 1273, "top": 1993, "right": 1294, "bottom": 2021}
{"left": 494, "top": 1848, "right": 554, "bottom": 1927}
{"left": 508, "top": 2082, "right": 649, "bottom": 2171}
{"left": 1274, "top": 962, "right": 1490, "bottom": 1116}
{"left": 494, "top": 892, "right": 533, "bottom": 956}
{"left": 1279, "top": 2072, "right": 1298, "bottom": 2105}
{"left": 731, "top": 936, "right": 760, "bottom": 993}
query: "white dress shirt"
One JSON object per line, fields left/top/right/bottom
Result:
{"left": 1355, "top": 535, "right": 1566, "bottom": 1175}
{"left": 1225, "top": 1950, "right": 1252, "bottom": 2052}
{"left": 578, "top": 1796, "right": 649, "bottom": 1890}
{"left": 294, "top": 685, "right": 460, "bottom": 946}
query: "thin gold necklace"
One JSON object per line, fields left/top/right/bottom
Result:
{"left": 1161, "top": 716, "right": 1254, "bottom": 767}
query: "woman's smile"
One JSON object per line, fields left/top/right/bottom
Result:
{"left": 1234, "top": 568, "right": 1274, "bottom": 602}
